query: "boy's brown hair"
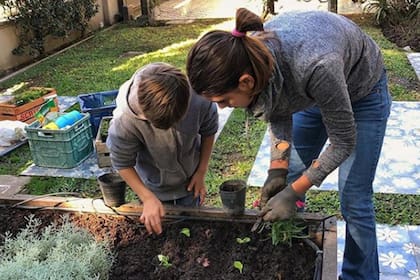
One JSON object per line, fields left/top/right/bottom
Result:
{"left": 135, "top": 63, "right": 190, "bottom": 129}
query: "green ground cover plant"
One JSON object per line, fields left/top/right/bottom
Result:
{"left": 0, "top": 16, "right": 418, "bottom": 226}
{"left": 0, "top": 215, "right": 114, "bottom": 279}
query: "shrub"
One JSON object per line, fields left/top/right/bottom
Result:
{"left": 362, "top": 0, "right": 420, "bottom": 25}
{"left": 0, "top": 214, "right": 114, "bottom": 280}
{"left": 0, "top": 0, "right": 98, "bottom": 57}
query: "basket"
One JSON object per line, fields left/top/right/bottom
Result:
{"left": 77, "top": 90, "right": 118, "bottom": 138}
{"left": 25, "top": 113, "right": 94, "bottom": 168}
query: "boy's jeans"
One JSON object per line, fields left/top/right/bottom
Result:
{"left": 163, "top": 193, "right": 200, "bottom": 207}
{"left": 287, "top": 70, "right": 391, "bottom": 280}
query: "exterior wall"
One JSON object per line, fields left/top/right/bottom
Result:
{"left": 0, "top": 0, "right": 119, "bottom": 76}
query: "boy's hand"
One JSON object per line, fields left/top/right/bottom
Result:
{"left": 187, "top": 171, "right": 207, "bottom": 205}
{"left": 140, "top": 195, "right": 165, "bottom": 235}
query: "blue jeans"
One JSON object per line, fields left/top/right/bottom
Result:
{"left": 162, "top": 193, "right": 200, "bottom": 207}
{"left": 288, "top": 70, "right": 391, "bottom": 280}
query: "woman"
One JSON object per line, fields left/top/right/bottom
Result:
{"left": 186, "top": 8, "right": 391, "bottom": 280}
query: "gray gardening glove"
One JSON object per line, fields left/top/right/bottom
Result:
{"left": 260, "top": 168, "right": 288, "bottom": 208}
{"left": 258, "top": 184, "right": 302, "bottom": 221}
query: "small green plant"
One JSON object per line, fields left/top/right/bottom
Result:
{"left": 157, "top": 254, "right": 172, "bottom": 268}
{"left": 99, "top": 117, "right": 111, "bottom": 142}
{"left": 0, "top": 214, "right": 114, "bottom": 280}
{"left": 270, "top": 219, "right": 309, "bottom": 247}
{"left": 235, "top": 237, "right": 251, "bottom": 244}
{"left": 180, "top": 227, "right": 190, "bottom": 237}
{"left": 233, "top": 261, "right": 243, "bottom": 273}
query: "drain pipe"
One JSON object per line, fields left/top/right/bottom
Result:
{"left": 303, "top": 237, "right": 323, "bottom": 280}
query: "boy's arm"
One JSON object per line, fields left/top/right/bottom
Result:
{"left": 187, "top": 134, "right": 215, "bottom": 204}
{"left": 197, "top": 134, "right": 215, "bottom": 175}
{"left": 118, "top": 167, "right": 165, "bottom": 234}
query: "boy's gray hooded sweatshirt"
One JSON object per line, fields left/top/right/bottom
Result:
{"left": 248, "top": 11, "right": 386, "bottom": 186}
{"left": 106, "top": 65, "right": 218, "bottom": 201}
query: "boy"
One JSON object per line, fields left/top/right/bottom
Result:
{"left": 107, "top": 62, "right": 218, "bottom": 235}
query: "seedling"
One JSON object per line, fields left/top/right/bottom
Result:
{"left": 157, "top": 254, "right": 172, "bottom": 268}
{"left": 236, "top": 237, "right": 251, "bottom": 244}
{"left": 270, "top": 219, "right": 309, "bottom": 247}
{"left": 233, "top": 261, "right": 243, "bottom": 273}
{"left": 180, "top": 227, "right": 190, "bottom": 237}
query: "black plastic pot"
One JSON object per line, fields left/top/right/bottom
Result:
{"left": 97, "top": 172, "right": 126, "bottom": 207}
{"left": 219, "top": 179, "right": 246, "bottom": 216}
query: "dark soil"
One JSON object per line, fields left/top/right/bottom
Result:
{"left": 0, "top": 207, "right": 317, "bottom": 280}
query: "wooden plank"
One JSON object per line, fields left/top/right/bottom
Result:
{"left": 321, "top": 216, "right": 338, "bottom": 279}
{"left": 0, "top": 194, "right": 329, "bottom": 223}
{"left": 95, "top": 116, "right": 111, "bottom": 167}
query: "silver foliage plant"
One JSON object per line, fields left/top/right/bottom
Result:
{"left": 0, "top": 214, "right": 114, "bottom": 280}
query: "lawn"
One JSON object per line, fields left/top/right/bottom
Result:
{"left": 0, "top": 15, "right": 419, "bottom": 226}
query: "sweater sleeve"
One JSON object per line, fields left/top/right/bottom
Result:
{"left": 269, "top": 115, "right": 293, "bottom": 161}
{"left": 106, "top": 118, "right": 142, "bottom": 170}
{"left": 199, "top": 100, "right": 219, "bottom": 137}
{"left": 303, "top": 54, "right": 356, "bottom": 186}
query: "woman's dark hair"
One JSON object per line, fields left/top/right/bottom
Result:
{"left": 137, "top": 63, "right": 190, "bottom": 130}
{"left": 186, "top": 8, "right": 274, "bottom": 97}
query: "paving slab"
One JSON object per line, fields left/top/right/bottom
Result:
{"left": 407, "top": 53, "right": 420, "bottom": 81}
{"left": 0, "top": 175, "right": 31, "bottom": 196}
{"left": 247, "top": 101, "right": 420, "bottom": 195}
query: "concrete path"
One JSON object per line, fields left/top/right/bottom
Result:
{"left": 153, "top": 0, "right": 364, "bottom": 21}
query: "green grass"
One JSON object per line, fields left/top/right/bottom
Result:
{"left": 0, "top": 16, "right": 419, "bottom": 225}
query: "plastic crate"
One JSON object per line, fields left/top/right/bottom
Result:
{"left": 25, "top": 113, "right": 94, "bottom": 168}
{"left": 77, "top": 90, "right": 118, "bottom": 138}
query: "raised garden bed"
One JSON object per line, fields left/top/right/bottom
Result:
{"left": 0, "top": 194, "right": 337, "bottom": 279}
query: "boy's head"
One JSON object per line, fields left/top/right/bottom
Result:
{"left": 133, "top": 63, "right": 190, "bottom": 130}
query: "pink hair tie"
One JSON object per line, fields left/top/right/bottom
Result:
{"left": 232, "top": 28, "right": 246, "bottom": 38}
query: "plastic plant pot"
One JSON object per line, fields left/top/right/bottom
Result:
{"left": 219, "top": 179, "right": 246, "bottom": 216}
{"left": 97, "top": 172, "right": 126, "bottom": 207}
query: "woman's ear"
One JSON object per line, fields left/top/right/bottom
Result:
{"left": 238, "top": 74, "right": 255, "bottom": 91}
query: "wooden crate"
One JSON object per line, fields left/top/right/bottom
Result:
{"left": 95, "top": 116, "right": 112, "bottom": 168}
{"left": 0, "top": 88, "right": 58, "bottom": 123}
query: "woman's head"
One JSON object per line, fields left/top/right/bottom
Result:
{"left": 186, "top": 8, "right": 274, "bottom": 108}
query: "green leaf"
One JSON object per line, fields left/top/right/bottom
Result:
{"left": 157, "top": 254, "right": 172, "bottom": 268}
{"left": 233, "top": 261, "right": 243, "bottom": 273}
{"left": 235, "top": 237, "right": 251, "bottom": 244}
{"left": 180, "top": 228, "right": 190, "bottom": 237}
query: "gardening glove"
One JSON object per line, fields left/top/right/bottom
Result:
{"left": 258, "top": 184, "right": 302, "bottom": 222}
{"left": 260, "top": 168, "right": 288, "bottom": 208}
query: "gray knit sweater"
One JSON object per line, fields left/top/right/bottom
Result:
{"left": 248, "top": 11, "right": 384, "bottom": 186}
{"left": 107, "top": 66, "right": 218, "bottom": 200}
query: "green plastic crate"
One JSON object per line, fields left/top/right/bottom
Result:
{"left": 25, "top": 113, "right": 94, "bottom": 168}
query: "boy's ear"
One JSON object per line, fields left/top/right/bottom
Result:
{"left": 238, "top": 74, "right": 255, "bottom": 91}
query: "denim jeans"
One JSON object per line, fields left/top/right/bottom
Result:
{"left": 162, "top": 193, "right": 200, "bottom": 207}
{"left": 288, "top": 70, "right": 391, "bottom": 280}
